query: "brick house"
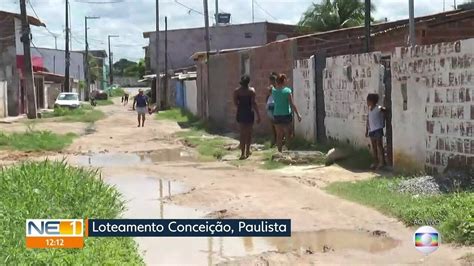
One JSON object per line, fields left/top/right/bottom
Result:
{"left": 0, "top": 10, "right": 45, "bottom": 116}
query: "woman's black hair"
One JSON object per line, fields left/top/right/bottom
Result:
{"left": 240, "top": 75, "right": 251, "bottom": 87}
{"left": 269, "top": 72, "right": 278, "bottom": 82}
{"left": 367, "top": 93, "right": 379, "bottom": 104}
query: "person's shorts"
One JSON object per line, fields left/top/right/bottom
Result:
{"left": 136, "top": 106, "right": 147, "bottom": 115}
{"left": 273, "top": 115, "right": 292, "bottom": 125}
{"left": 369, "top": 128, "right": 384, "bottom": 138}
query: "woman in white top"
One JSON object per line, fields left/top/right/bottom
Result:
{"left": 266, "top": 73, "right": 278, "bottom": 147}
{"left": 365, "top": 93, "right": 386, "bottom": 170}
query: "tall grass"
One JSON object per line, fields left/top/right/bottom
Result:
{"left": 109, "top": 87, "right": 126, "bottom": 98}
{"left": 0, "top": 161, "right": 144, "bottom": 265}
{"left": 0, "top": 131, "right": 76, "bottom": 151}
{"left": 43, "top": 107, "right": 105, "bottom": 123}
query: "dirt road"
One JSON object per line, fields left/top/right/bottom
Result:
{"left": 2, "top": 92, "right": 471, "bottom": 265}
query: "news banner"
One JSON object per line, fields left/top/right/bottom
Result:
{"left": 26, "top": 219, "right": 291, "bottom": 248}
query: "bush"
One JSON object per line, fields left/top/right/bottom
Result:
{"left": 0, "top": 161, "right": 143, "bottom": 265}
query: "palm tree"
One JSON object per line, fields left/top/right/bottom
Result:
{"left": 298, "top": 0, "right": 374, "bottom": 32}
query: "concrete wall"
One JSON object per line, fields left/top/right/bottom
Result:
{"left": 0, "top": 16, "right": 19, "bottom": 116}
{"left": 31, "top": 48, "right": 84, "bottom": 81}
{"left": 293, "top": 57, "right": 317, "bottom": 141}
{"left": 184, "top": 80, "right": 198, "bottom": 116}
{"left": 323, "top": 52, "right": 385, "bottom": 149}
{"left": 45, "top": 83, "right": 61, "bottom": 109}
{"left": 0, "top": 81, "right": 7, "bottom": 117}
{"left": 392, "top": 40, "right": 474, "bottom": 173}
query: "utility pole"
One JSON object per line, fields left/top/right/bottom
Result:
{"left": 155, "top": 0, "right": 160, "bottom": 108}
{"left": 454, "top": 0, "right": 457, "bottom": 9}
{"left": 408, "top": 0, "right": 415, "bottom": 46}
{"left": 251, "top": 0, "right": 255, "bottom": 23}
{"left": 65, "top": 0, "right": 70, "bottom": 92}
{"left": 108, "top": 35, "right": 119, "bottom": 85}
{"left": 164, "top": 17, "right": 168, "bottom": 109}
{"left": 19, "top": 0, "right": 37, "bottom": 119}
{"left": 84, "top": 16, "right": 99, "bottom": 101}
{"left": 203, "top": 0, "right": 211, "bottom": 118}
{"left": 215, "top": 0, "right": 219, "bottom": 25}
{"left": 364, "top": 0, "right": 371, "bottom": 52}
{"left": 54, "top": 35, "right": 58, "bottom": 49}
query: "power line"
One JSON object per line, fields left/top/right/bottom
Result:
{"left": 174, "top": 0, "right": 212, "bottom": 19}
{"left": 254, "top": 0, "right": 277, "bottom": 21}
{"left": 27, "top": 0, "right": 60, "bottom": 37}
{"left": 74, "top": 0, "right": 125, "bottom": 3}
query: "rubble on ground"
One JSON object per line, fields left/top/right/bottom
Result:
{"left": 272, "top": 151, "right": 326, "bottom": 165}
{"left": 397, "top": 176, "right": 442, "bottom": 195}
{"left": 325, "top": 148, "right": 349, "bottom": 165}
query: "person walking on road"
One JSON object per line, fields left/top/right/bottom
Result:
{"left": 266, "top": 72, "right": 278, "bottom": 147}
{"left": 234, "top": 75, "right": 261, "bottom": 160}
{"left": 272, "top": 74, "right": 302, "bottom": 153}
{"left": 133, "top": 89, "right": 149, "bottom": 128}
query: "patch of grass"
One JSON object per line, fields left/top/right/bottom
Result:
{"left": 261, "top": 149, "right": 285, "bottom": 170}
{"left": 43, "top": 107, "right": 105, "bottom": 123}
{"left": 0, "top": 131, "right": 76, "bottom": 151}
{"left": 326, "top": 178, "right": 474, "bottom": 245}
{"left": 460, "top": 253, "right": 474, "bottom": 264}
{"left": 96, "top": 99, "right": 114, "bottom": 106}
{"left": 156, "top": 108, "right": 200, "bottom": 124}
{"left": 0, "top": 161, "right": 144, "bottom": 265}
{"left": 177, "top": 129, "right": 230, "bottom": 160}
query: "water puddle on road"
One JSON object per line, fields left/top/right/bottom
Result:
{"left": 104, "top": 174, "right": 400, "bottom": 265}
{"left": 73, "top": 149, "right": 195, "bottom": 167}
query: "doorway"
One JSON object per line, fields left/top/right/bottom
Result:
{"left": 381, "top": 56, "right": 393, "bottom": 166}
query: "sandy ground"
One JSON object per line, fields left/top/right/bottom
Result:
{"left": 1, "top": 89, "right": 472, "bottom": 265}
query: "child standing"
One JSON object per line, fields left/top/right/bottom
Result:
{"left": 366, "top": 93, "right": 386, "bottom": 170}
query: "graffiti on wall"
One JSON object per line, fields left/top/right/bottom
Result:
{"left": 323, "top": 53, "right": 384, "bottom": 148}
{"left": 293, "top": 57, "right": 316, "bottom": 141}
{"left": 392, "top": 41, "right": 474, "bottom": 173}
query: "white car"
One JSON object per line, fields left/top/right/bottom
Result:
{"left": 54, "top": 92, "right": 81, "bottom": 109}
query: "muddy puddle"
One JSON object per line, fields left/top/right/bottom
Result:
{"left": 73, "top": 149, "right": 195, "bottom": 167}
{"left": 105, "top": 174, "right": 400, "bottom": 265}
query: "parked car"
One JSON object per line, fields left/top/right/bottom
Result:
{"left": 54, "top": 92, "right": 81, "bottom": 109}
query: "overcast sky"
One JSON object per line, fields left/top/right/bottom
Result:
{"left": 2, "top": 0, "right": 451, "bottom": 62}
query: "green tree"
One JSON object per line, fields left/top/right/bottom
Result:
{"left": 114, "top": 58, "right": 145, "bottom": 78}
{"left": 298, "top": 0, "right": 374, "bottom": 32}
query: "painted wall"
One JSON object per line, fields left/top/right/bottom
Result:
{"left": 392, "top": 40, "right": 474, "bottom": 173}
{"left": 323, "top": 52, "right": 385, "bottom": 149}
{"left": 0, "top": 81, "right": 7, "bottom": 117}
{"left": 184, "top": 80, "right": 198, "bottom": 116}
{"left": 293, "top": 57, "right": 316, "bottom": 142}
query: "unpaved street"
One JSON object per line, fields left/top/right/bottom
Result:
{"left": 2, "top": 91, "right": 471, "bottom": 265}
